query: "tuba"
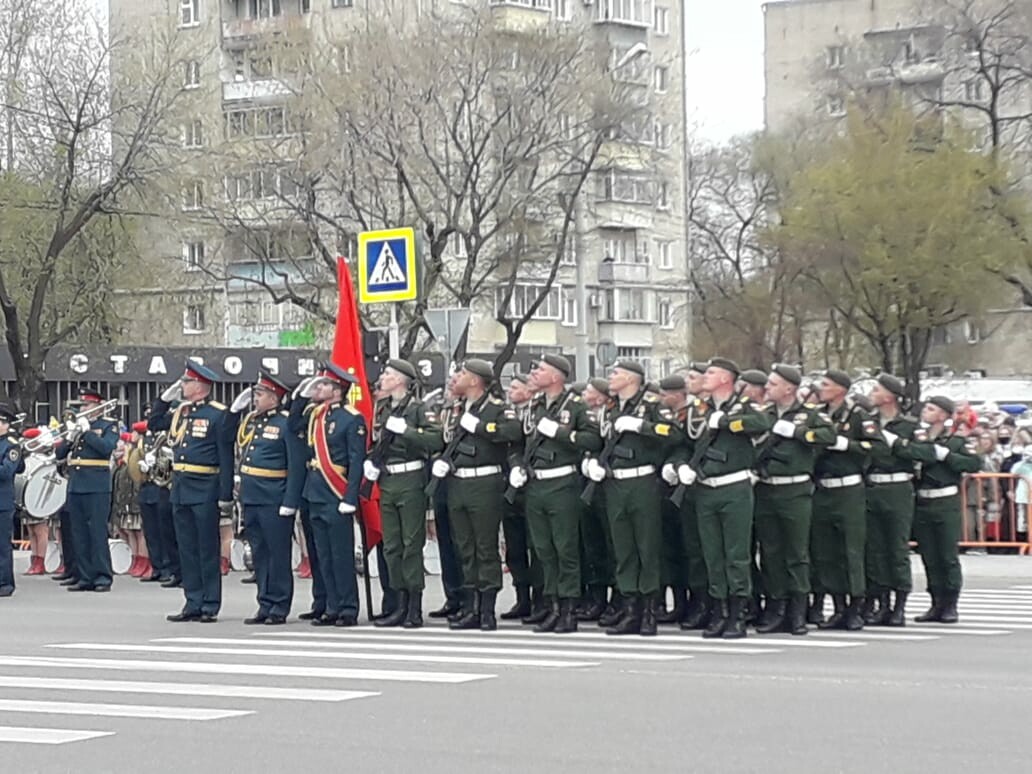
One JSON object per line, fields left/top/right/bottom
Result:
{"left": 145, "top": 431, "right": 174, "bottom": 487}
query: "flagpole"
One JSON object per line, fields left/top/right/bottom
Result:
{"left": 388, "top": 304, "right": 400, "bottom": 359}
{"left": 358, "top": 515, "right": 375, "bottom": 620}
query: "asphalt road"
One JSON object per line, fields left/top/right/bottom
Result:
{"left": 2, "top": 553, "right": 1031, "bottom": 774}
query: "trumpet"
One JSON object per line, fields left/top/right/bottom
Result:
{"left": 21, "top": 398, "right": 120, "bottom": 454}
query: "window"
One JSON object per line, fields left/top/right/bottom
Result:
{"left": 249, "top": 0, "right": 282, "bottom": 18}
{"left": 826, "top": 45, "right": 845, "bottom": 70}
{"left": 331, "top": 0, "right": 353, "bottom": 7}
{"left": 603, "top": 233, "right": 648, "bottom": 264}
{"left": 180, "top": 0, "right": 199, "bottom": 27}
{"left": 964, "top": 320, "right": 981, "bottom": 344}
{"left": 655, "top": 239, "right": 673, "bottom": 269}
{"left": 182, "top": 119, "right": 203, "bottom": 148}
{"left": 451, "top": 232, "right": 468, "bottom": 259}
{"left": 616, "top": 346, "right": 652, "bottom": 376}
{"left": 226, "top": 166, "right": 296, "bottom": 202}
{"left": 495, "top": 284, "right": 561, "bottom": 321}
{"left": 337, "top": 44, "right": 352, "bottom": 73}
{"left": 182, "top": 180, "right": 204, "bottom": 211}
{"left": 600, "top": 170, "right": 654, "bottom": 204}
{"left": 654, "top": 65, "right": 669, "bottom": 94}
{"left": 657, "top": 181, "right": 671, "bottom": 210}
{"left": 559, "top": 231, "right": 576, "bottom": 266}
{"left": 964, "top": 79, "right": 985, "bottom": 101}
{"left": 596, "top": 0, "right": 653, "bottom": 26}
{"left": 605, "top": 288, "right": 653, "bottom": 322}
{"left": 183, "top": 305, "right": 206, "bottom": 333}
{"left": 561, "top": 290, "right": 577, "bottom": 327}
{"left": 182, "top": 241, "right": 205, "bottom": 271}
{"left": 653, "top": 5, "right": 669, "bottom": 34}
{"left": 224, "top": 106, "right": 294, "bottom": 139}
{"left": 658, "top": 298, "right": 673, "bottom": 328}
{"left": 654, "top": 120, "right": 672, "bottom": 150}
{"left": 183, "top": 60, "right": 201, "bottom": 89}
{"left": 827, "top": 95, "right": 846, "bottom": 117}
{"left": 555, "top": 0, "right": 571, "bottom": 21}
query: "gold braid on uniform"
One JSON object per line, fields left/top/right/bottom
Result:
{"left": 236, "top": 411, "right": 257, "bottom": 451}
{"left": 169, "top": 403, "right": 190, "bottom": 445}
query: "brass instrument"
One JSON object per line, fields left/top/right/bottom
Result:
{"left": 145, "top": 431, "right": 174, "bottom": 487}
{"left": 21, "top": 398, "right": 120, "bottom": 454}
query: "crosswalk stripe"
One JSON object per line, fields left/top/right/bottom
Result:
{"left": 935, "top": 621, "right": 1032, "bottom": 631}
{"left": 0, "top": 676, "right": 377, "bottom": 703}
{"left": 933, "top": 614, "right": 1032, "bottom": 623}
{"left": 0, "top": 699, "right": 252, "bottom": 721}
{"left": 805, "top": 631, "right": 938, "bottom": 641}
{"left": 1, "top": 656, "right": 492, "bottom": 684}
{"left": 45, "top": 643, "right": 598, "bottom": 670}
{"left": 0, "top": 726, "right": 113, "bottom": 745}
{"left": 153, "top": 637, "right": 697, "bottom": 661}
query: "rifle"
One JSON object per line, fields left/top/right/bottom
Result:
{"left": 359, "top": 387, "right": 416, "bottom": 498}
{"left": 669, "top": 387, "right": 743, "bottom": 507}
{"left": 503, "top": 390, "right": 573, "bottom": 505}
{"left": 580, "top": 389, "right": 647, "bottom": 505}
{"left": 424, "top": 390, "right": 492, "bottom": 499}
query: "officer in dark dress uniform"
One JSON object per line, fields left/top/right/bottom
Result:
{"left": 0, "top": 405, "right": 25, "bottom": 597}
{"left": 55, "top": 389, "right": 118, "bottom": 593}
{"left": 149, "top": 360, "right": 235, "bottom": 622}
{"left": 229, "top": 370, "right": 306, "bottom": 625}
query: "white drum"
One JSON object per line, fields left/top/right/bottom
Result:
{"left": 423, "top": 538, "right": 442, "bottom": 576}
{"left": 109, "top": 539, "right": 132, "bottom": 575}
{"left": 229, "top": 538, "right": 248, "bottom": 571}
{"left": 20, "top": 456, "right": 67, "bottom": 518}
{"left": 292, "top": 538, "right": 302, "bottom": 570}
{"left": 43, "top": 540, "right": 62, "bottom": 573}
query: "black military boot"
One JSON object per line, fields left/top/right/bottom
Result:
{"left": 534, "top": 598, "right": 561, "bottom": 633}
{"left": 874, "top": 591, "right": 894, "bottom": 625}
{"left": 576, "top": 586, "right": 606, "bottom": 622}
{"left": 479, "top": 589, "right": 498, "bottom": 631}
{"left": 429, "top": 595, "right": 461, "bottom": 619}
{"left": 598, "top": 590, "right": 625, "bottom": 627}
{"left": 374, "top": 590, "right": 409, "bottom": 628}
{"left": 402, "top": 590, "right": 423, "bottom": 629}
{"left": 501, "top": 586, "right": 531, "bottom": 620}
{"left": 886, "top": 590, "right": 907, "bottom": 627}
{"left": 449, "top": 590, "right": 480, "bottom": 630}
{"left": 679, "top": 591, "right": 708, "bottom": 630}
{"left": 807, "top": 593, "right": 825, "bottom": 625}
{"left": 938, "top": 590, "right": 959, "bottom": 624}
{"left": 786, "top": 593, "right": 808, "bottom": 635}
{"left": 522, "top": 589, "right": 550, "bottom": 625}
{"left": 447, "top": 589, "right": 470, "bottom": 624}
{"left": 745, "top": 596, "right": 762, "bottom": 625}
{"left": 554, "top": 599, "right": 578, "bottom": 634}
{"left": 755, "top": 599, "right": 787, "bottom": 634}
{"left": 860, "top": 594, "right": 878, "bottom": 624}
{"left": 818, "top": 594, "right": 848, "bottom": 629}
{"left": 656, "top": 587, "right": 686, "bottom": 625}
{"left": 723, "top": 596, "right": 748, "bottom": 640}
{"left": 639, "top": 596, "right": 658, "bottom": 637}
{"left": 844, "top": 595, "right": 865, "bottom": 631}
{"left": 702, "top": 599, "right": 729, "bottom": 639}
{"left": 605, "top": 596, "right": 642, "bottom": 636}
{"left": 914, "top": 591, "right": 942, "bottom": 623}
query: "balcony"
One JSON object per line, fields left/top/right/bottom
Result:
{"left": 222, "top": 78, "right": 294, "bottom": 102}
{"left": 594, "top": 0, "right": 653, "bottom": 29}
{"left": 598, "top": 260, "right": 651, "bottom": 284}
{"left": 489, "top": 0, "right": 552, "bottom": 31}
{"left": 899, "top": 58, "right": 945, "bottom": 85}
{"left": 222, "top": 12, "right": 310, "bottom": 42}
{"left": 594, "top": 200, "right": 654, "bottom": 231}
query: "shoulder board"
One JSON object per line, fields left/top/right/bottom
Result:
{"left": 209, "top": 401, "right": 226, "bottom": 410}
{"left": 643, "top": 393, "right": 659, "bottom": 403}
{"left": 489, "top": 397, "right": 504, "bottom": 405}
{"left": 804, "top": 402, "right": 817, "bottom": 410}
{"left": 344, "top": 405, "right": 361, "bottom": 415}
{"left": 279, "top": 410, "right": 289, "bottom": 417}
{"left": 570, "top": 395, "right": 582, "bottom": 403}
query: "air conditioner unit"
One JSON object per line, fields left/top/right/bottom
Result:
{"left": 588, "top": 293, "right": 603, "bottom": 308}
{"left": 964, "top": 370, "right": 986, "bottom": 379}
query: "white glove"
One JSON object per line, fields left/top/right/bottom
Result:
{"left": 217, "top": 500, "right": 234, "bottom": 516}
{"left": 536, "top": 417, "right": 559, "bottom": 438}
{"left": 508, "top": 467, "right": 529, "bottom": 489}
{"left": 614, "top": 416, "right": 643, "bottom": 434}
{"left": 585, "top": 458, "right": 606, "bottom": 482}
{"left": 338, "top": 502, "right": 357, "bottom": 515}
{"left": 291, "top": 377, "right": 313, "bottom": 400}
{"left": 881, "top": 429, "right": 899, "bottom": 448}
{"left": 299, "top": 377, "right": 319, "bottom": 399}
{"left": 137, "top": 461, "right": 150, "bottom": 473}
{"left": 677, "top": 464, "right": 697, "bottom": 486}
{"left": 144, "top": 451, "right": 157, "bottom": 466}
{"left": 161, "top": 380, "right": 183, "bottom": 402}
{"left": 431, "top": 459, "right": 451, "bottom": 478}
{"left": 934, "top": 444, "right": 950, "bottom": 462}
{"left": 707, "top": 411, "right": 725, "bottom": 430}
{"left": 75, "top": 417, "right": 91, "bottom": 433}
{"left": 660, "top": 463, "right": 678, "bottom": 485}
{"left": 363, "top": 459, "right": 381, "bottom": 482}
{"left": 230, "top": 387, "right": 253, "bottom": 414}
{"left": 385, "top": 416, "right": 408, "bottom": 434}
{"left": 36, "top": 428, "right": 55, "bottom": 449}
{"left": 279, "top": 506, "right": 297, "bottom": 517}
{"left": 772, "top": 419, "right": 796, "bottom": 438}
{"left": 459, "top": 413, "right": 480, "bottom": 433}
{"left": 831, "top": 435, "right": 849, "bottom": 452}
{"left": 580, "top": 458, "right": 591, "bottom": 477}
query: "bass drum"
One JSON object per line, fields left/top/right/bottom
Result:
{"left": 230, "top": 538, "right": 249, "bottom": 571}
{"left": 109, "top": 539, "right": 132, "bottom": 575}
{"left": 21, "top": 457, "right": 68, "bottom": 518}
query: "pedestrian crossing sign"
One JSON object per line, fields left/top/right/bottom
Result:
{"left": 358, "top": 227, "right": 419, "bottom": 304}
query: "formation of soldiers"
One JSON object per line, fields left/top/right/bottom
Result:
{"left": 0, "top": 356, "right": 982, "bottom": 642}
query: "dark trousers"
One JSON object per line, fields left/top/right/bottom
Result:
{"left": 158, "top": 491, "right": 180, "bottom": 579}
{"left": 433, "top": 481, "right": 463, "bottom": 603}
{"left": 914, "top": 495, "right": 963, "bottom": 594}
{"left": 447, "top": 476, "right": 503, "bottom": 592}
{"left": 678, "top": 490, "right": 709, "bottom": 596}
{"left": 502, "top": 495, "right": 542, "bottom": 591}
{"left": 244, "top": 504, "right": 294, "bottom": 618}
{"left": 380, "top": 472, "right": 428, "bottom": 592}
{"left": 812, "top": 485, "right": 866, "bottom": 596}
{"left": 58, "top": 507, "right": 78, "bottom": 580}
{"left": 0, "top": 509, "right": 13, "bottom": 590}
{"left": 68, "top": 492, "right": 113, "bottom": 589}
{"left": 604, "top": 477, "right": 663, "bottom": 597}
{"left": 308, "top": 500, "right": 359, "bottom": 619}
{"left": 300, "top": 506, "right": 326, "bottom": 615}
{"left": 865, "top": 483, "right": 915, "bottom": 593}
{"left": 755, "top": 482, "right": 813, "bottom": 599}
{"left": 376, "top": 546, "right": 398, "bottom": 615}
{"left": 580, "top": 492, "right": 614, "bottom": 590}
{"left": 173, "top": 500, "right": 221, "bottom": 615}
{"left": 139, "top": 498, "right": 167, "bottom": 578}
{"left": 696, "top": 480, "right": 755, "bottom": 599}
{"left": 526, "top": 477, "right": 582, "bottom": 600}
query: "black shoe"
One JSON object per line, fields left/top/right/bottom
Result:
{"left": 702, "top": 599, "right": 729, "bottom": 639}
{"left": 500, "top": 586, "right": 532, "bottom": 620}
{"left": 241, "top": 574, "right": 257, "bottom": 584}
{"left": 534, "top": 599, "right": 560, "bottom": 633}
{"left": 576, "top": 586, "right": 606, "bottom": 622}
{"left": 656, "top": 587, "right": 686, "bottom": 625}
{"left": 199, "top": 614, "right": 218, "bottom": 623}
{"left": 0, "top": 586, "right": 14, "bottom": 597}
{"left": 606, "top": 597, "right": 642, "bottom": 636}
{"left": 818, "top": 594, "right": 848, "bottom": 629}
{"left": 334, "top": 615, "right": 358, "bottom": 627}
{"left": 67, "top": 584, "right": 95, "bottom": 592}
{"left": 680, "top": 593, "right": 710, "bottom": 631}
{"left": 723, "top": 596, "right": 748, "bottom": 639}
{"left": 298, "top": 610, "right": 324, "bottom": 621}
{"left": 52, "top": 572, "right": 74, "bottom": 582}
{"left": 166, "top": 611, "right": 201, "bottom": 622}
{"left": 866, "top": 591, "right": 892, "bottom": 626}
{"left": 265, "top": 615, "right": 287, "bottom": 625}
{"left": 140, "top": 574, "right": 164, "bottom": 583}
{"left": 938, "top": 590, "right": 959, "bottom": 624}
{"left": 244, "top": 613, "right": 268, "bottom": 625}
{"left": 844, "top": 596, "right": 865, "bottom": 631}
{"left": 744, "top": 596, "right": 761, "bottom": 626}
{"left": 807, "top": 593, "right": 825, "bottom": 625}
{"left": 754, "top": 599, "right": 787, "bottom": 634}
{"left": 449, "top": 611, "right": 481, "bottom": 630}
{"left": 915, "top": 592, "right": 942, "bottom": 623}
{"left": 860, "top": 594, "right": 878, "bottom": 624}
{"left": 403, "top": 590, "right": 423, "bottom": 629}
{"left": 310, "top": 615, "right": 339, "bottom": 627}
{"left": 93, "top": 586, "right": 111, "bottom": 593}
{"left": 59, "top": 577, "right": 81, "bottom": 587}
{"left": 522, "top": 602, "right": 550, "bottom": 626}
{"left": 886, "top": 590, "right": 908, "bottom": 627}
{"left": 428, "top": 600, "right": 460, "bottom": 619}
{"left": 374, "top": 590, "right": 410, "bottom": 628}
{"left": 160, "top": 576, "right": 182, "bottom": 588}
{"left": 639, "top": 597, "right": 658, "bottom": 637}
{"left": 449, "top": 591, "right": 476, "bottom": 624}
{"left": 479, "top": 589, "right": 497, "bottom": 631}
{"left": 555, "top": 599, "right": 578, "bottom": 634}
{"left": 786, "top": 594, "right": 808, "bottom": 635}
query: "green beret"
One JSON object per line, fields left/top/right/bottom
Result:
{"left": 510, "top": 371, "right": 530, "bottom": 385}
{"left": 659, "top": 374, "right": 686, "bottom": 391}
{"left": 688, "top": 361, "right": 710, "bottom": 374}
{"left": 613, "top": 359, "right": 645, "bottom": 378}
{"left": 824, "top": 369, "right": 852, "bottom": 389}
{"left": 539, "top": 353, "right": 572, "bottom": 378}
{"left": 772, "top": 364, "right": 802, "bottom": 386}
{"left": 877, "top": 373, "right": 906, "bottom": 398}
{"left": 928, "top": 395, "right": 956, "bottom": 415}
{"left": 851, "top": 394, "right": 874, "bottom": 412}
{"left": 462, "top": 359, "right": 494, "bottom": 382}
{"left": 571, "top": 381, "right": 587, "bottom": 394}
{"left": 709, "top": 357, "right": 740, "bottom": 377}
{"left": 385, "top": 358, "right": 418, "bottom": 381}
{"left": 588, "top": 378, "right": 610, "bottom": 394}
{"left": 739, "top": 369, "right": 767, "bottom": 387}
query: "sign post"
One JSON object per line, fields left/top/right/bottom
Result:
{"left": 357, "top": 227, "right": 420, "bottom": 359}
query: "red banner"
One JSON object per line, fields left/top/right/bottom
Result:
{"left": 332, "top": 257, "right": 382, "bottom": 550}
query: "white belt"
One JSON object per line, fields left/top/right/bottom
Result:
{"left": 452, "top": 465, "right": 502, "bottom": 479}
{"left": 610, "top": 465, "right": 656, "bottom": 480}
{"left": 532, "top": 465, "right": 577, "bottom": 481}
{"left": 917, "top": 485, "right": 959, "bottom": 499}
{"left": 817, "top": 474, "right": 864, "bottom": 489}
{"left": 867, "top": 472, "right": 913, "bottom": 484}
{"left": 386, "top": 460, "right": 425, "bottom": 475}
{"left": 759, "top": 474, "right": 810, "bottom": 486}
{"left": 699, "top": 470, "right": 753, "bottom": 488}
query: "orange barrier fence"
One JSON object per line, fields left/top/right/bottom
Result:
{"left": 959, "top": 472, "right": 1032, "bottom": 555}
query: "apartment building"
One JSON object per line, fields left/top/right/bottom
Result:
{"left": 107, "top": 0, "right": 690, "bottom": 379}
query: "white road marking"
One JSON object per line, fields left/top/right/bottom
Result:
{"left": 0, "top": 699, "right": 251, "bottom": 721}
{"left": 0, "top": 726, "right": 113, "bottom": 745}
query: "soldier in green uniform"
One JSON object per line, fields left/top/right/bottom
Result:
{"left": 753, "top": 364, "right": 835, "bottom": 635}
{"left": 364, "top": 359, "right": 444, "bottom": 629}
{"left": 509, "top": 354, "right": 602, "bottom": 634}
{"left": 583, "top": 360, "right": 676, "bottom": 636}
{"left": 863, "top": 374, "right": 921, "bottom": 626}
{"left": 680, "top": 358, "right": 772, "bottom": 639}
{"left": 654, "top": 374, "right": 691, "bottom": 624}
{"left": 578, "top": 378, "right": 617, "bottom": 623}
{"left": 431, "top": 359, "right": 520, "bottom": 631}
{"left": 907, "top": 396, "right": 982, "bottom": 623}
{"left": 737, "top": 369, "right": 769, "bottom": 623}
{"left": 812, "top": 370, "right": 881, "bottom": 631}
